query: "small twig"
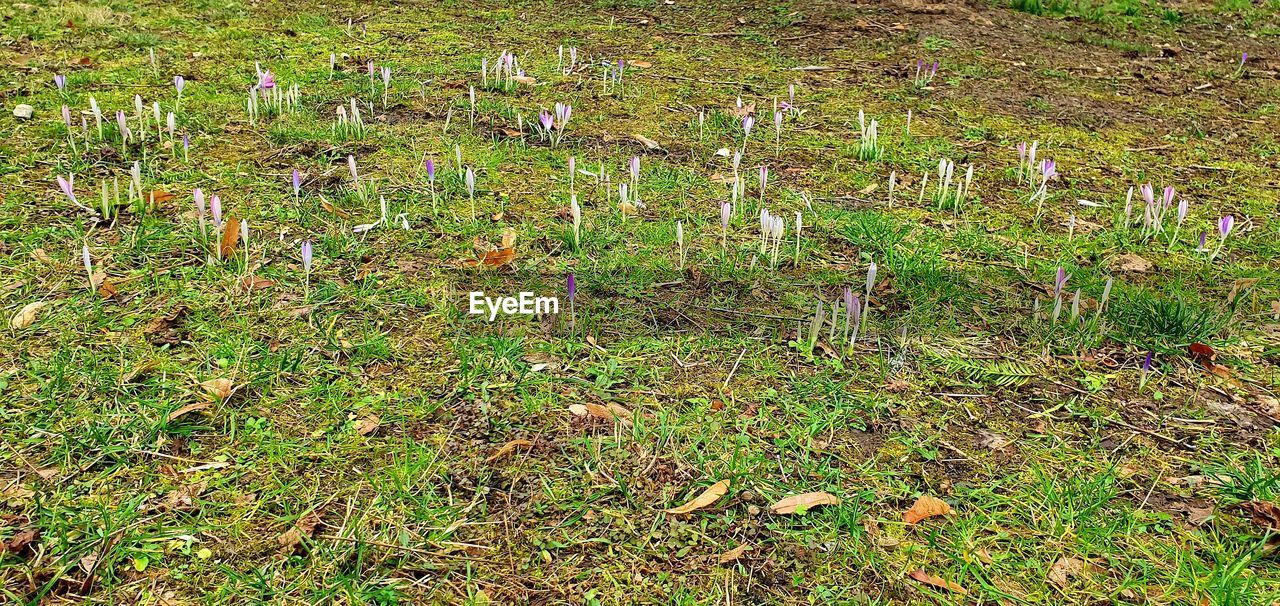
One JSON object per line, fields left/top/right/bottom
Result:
{"left": 723, "top": 348, "right": 747, "bottom": 390}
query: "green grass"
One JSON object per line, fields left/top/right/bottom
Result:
{"left": 2, "top": 0, "right": 1280, "bottom": 604}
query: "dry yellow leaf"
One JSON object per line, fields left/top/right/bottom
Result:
{"left": 167, "top": 402, "right": 210, "bottom": 422}
{"left": 10, "top": 301, "right": 47, "bottom": 329}
{"left": 200, "top": 378, "right": 233, "bottom": 401}
{"left": 769, "top": 492, "right": 841, "bottom": 514}
{"left": 717, "top": 543, "right": 752, "bottom": 563}
{"left": 666, "top": 479, "right": 730, "bottom": 514}
{"left": 486, "top": 439, "right": 534, "bottom": 462}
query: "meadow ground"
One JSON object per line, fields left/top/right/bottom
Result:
{"left": 2, "top": 0, "right": 1280, "bottom": 603}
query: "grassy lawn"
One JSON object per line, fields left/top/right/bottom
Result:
{"left": 2, "top": 0, "right": 1280, "bottom": 603}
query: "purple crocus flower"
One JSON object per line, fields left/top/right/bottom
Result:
{"left": 1177, "top": 198, "right": 1188, "bottom": 223}
{"left": 259, "top": 71, "right": 275, "bottom": 89}
{"left": 183, "top": 132, "right": 190, "bottom": 153}
{"left": 1140, "top": 184, "right": 1154, "bottom": 206}
{"left": 1162, "top": 186, "right": 1175, "bottom": 209}
{"left": 1219, "top": 214, "right": 1235, "bottom": 237}
{"left": 62, "top": 105, "right": 72, "bottom": 128}
{"left": 1054, "top": 266, "right": 1069, "bottom": 295}
{"left": 348, "top": 155, "right": 359, "bottom": 183}
{"left": 194, "top": 188, "right": 206, "bottom": 218}
{"left": 1040, "top": 159, "right": 1057, "bottom": 181}
{"left": 174, "top": 75, "right": 185, "bottom": 94}
{"left": 539, "top": 111, "right": 553, "bottom": 131}
{"left": 1197, "top": 231, "right": 1208, "bottom": 251}
{"left": 1240, "top": 52, "right": 1248, "bottom": 68}
{"left": 57, "top": 174, "right": 76, "bottom": 206}
{"left": 424, "top": 158, "right": 436, "bottom": 182}
{"left": 721, "top": 201, "right": 731, "bottom": 229}
{"left": 742, "top": 115, "right": 754, "bottom": 138}
{"left": 843, "top": 286, "right": 854, "bottom": 322}
{"left": 866, "top": 262, "right": 877, "bottom": 297}
{"left": 210, "top": 194, "right": 223, "bottom": 228}
{"left": 301, "top": 240, "right": 313, "bottom": 273}
{"left": 55, "top": 74, "right": 66, "bottom": 91}
{"left": 630, "top": 155, "right": 640, "bottom": 183}
{"left": 1142, "top": 351, "right": 1154, "bottom": 372}
{"left": 567, "top": 273, "right": 576, "bottom": 302}
{"left": 381, "top": 66, "right": 391, "bottom": 87}
{"left": 774, "top": 110, "right": 783, "bottom": 132}
{"left": 292, "top": 169, "right": 302, "bottom": 197}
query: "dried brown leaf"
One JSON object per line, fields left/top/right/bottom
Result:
{"left": 486, "top": 439, "right": 534, "bottom": 462}
{"left": 717, "top": 543, "right": 751, "bottom": 563}
{"left": 2, "top": 529, "right": 39, "bottom": 555}
{"left": 908, "top": 569, "right": 968, "bottom": 595}
{"left": 167, "top": 402, "right": 210, "bottom": 422}
{"left": 769, "top": 492, "right": 841, "bottom": 515}
{"left": 666, "top": 479, "right": 730, "bottom": 514}
{"left": 355, "top": 414, "right": 381, "bottom": 436}
{"left": 903, "top": 495, "right": 952, "bottom": 524}
{"left": 278, "top": 512, "right": 321, "bottom": 550}
{"left": 218, "top": 217, "right": 241, "bottom": 259}
{"left": 631, "top": 133, "right": 661, "bottom": 150}
{"left": 1238, "top": 500, "right": 1280, "bottom": 531}
{"left": 1116, "top": 252, "right": 1151, "bottom": 272}
{"left": 1048, "top": 557, "right": 1096, "bottom": 587}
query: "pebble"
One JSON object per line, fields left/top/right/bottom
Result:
{"left": 13, "top": 104, "right": 34, "bottom": 119}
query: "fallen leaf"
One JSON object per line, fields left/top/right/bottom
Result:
{"left": 10, "top": 301, "right": 48, "bottom": 329}
{"left": 463, "top": 233, "right": 517, "bottom": 268}
{"left": 486, "top": 439, "right": 534, "bottom": 462}
{"left": 278, "top": 512, "right": 321, "bottom": 550}
{"left": 1048, "top": 557, "right": 1095, "bottom": 587}
{"left": 908, "top": 569, "right": 967, "bottom": 595}
{"left": 240, "top": 276, "right": 276, "bottom": 291}
{"left": 568, "top": 402, "right": 633, "bottom": 424}
{"left": 666, "top": 479, "right": 730, "bottom": 514}
{"left": 859, "top": 183, "right": 878, "bottom": 195}
{"left": 718, "top": 543, "right": 752, "bottom": 563}
{"left": 320, "top": 199, "right": 351, "bottom": 219}
{"left": 1238, "top": 501, "right": 1280, "bottom": 532}
{"left": 167, "top": 402, "right": 210, "bottom": 422}
{"left": 512, "top": 75, "right": 537, "bottom": 85}
{"left": 199, "top": 378, "right": 234, "bottom": 401}
{"left": 159, "top": 481, "right": 207, "bottom": 511}
{"left": 355, "top": 415, "right": 381, "bottom": 436}
{"left": 1189, "top": 342, "right": 1216, "bottom": 363}
{"left": 976, "top": 430, "right": 1012, "bottom": 450}
{"left": 769, "top": 492, "right": 841, "bottom": 515}
{"left": 903, "top": 495, "right": 952, "bottom": 524}
{"left": 629, "top": 60, "right": 653, "bottom": 68}
{"left": 1116, "top": 253, "right": 1151, "bottom": 272}
{"left": 631, "top": 133, "right": 661, "bottom": 150}
{"left": 30, "top": 248, "right": 52, "bottom": 263}
{"left": 731, "top": 103, "right": 756, "bottom": 118}
{"left": 1187, "top": 503, "right": 1215, "bottom": 526}
{"left": 2, "top": 529, "right": 39, "bottom": 555}
{"left": 97, "top": 278, "right": 118, "bottom": 300}
{"left": 219, "top": 217, "right": 241, "bottom": 259}
{"left": 148, "top": 190, "right": 176, "bottom": 205}
{"left": 145, "top": 305, "right": 189, "bottom": 346}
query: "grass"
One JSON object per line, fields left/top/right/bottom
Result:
{"left": 2, "top": 0, "right": 1280, "bottom": 603}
